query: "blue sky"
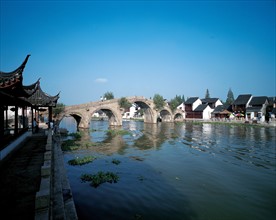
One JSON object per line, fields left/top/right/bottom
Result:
{"left": 1, "top": 0, "right": 275, "bottom": 105}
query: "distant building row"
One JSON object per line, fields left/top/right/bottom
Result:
{"left": 177, "top": 95, "right": 276, "bottom": 122}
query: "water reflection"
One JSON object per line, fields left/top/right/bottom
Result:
{"left": 60, "top": 119, "right": 276, "bottom": 220}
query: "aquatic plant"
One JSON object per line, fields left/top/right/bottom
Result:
{"left": 112, "top": 159, "right": 121, "bottom": 165}
{"left": 68, "top": 156, "right": 96, "bottom": 166}
{"left": 106, "top": 129, "right": 131, "bottom": 136}
{"left": 61, "top": 139, "right": 80, "bottom": 151}
{"left": 80, "top": 171, "right": 119, "bottom": 187}
{"left": 61, "top": 145, "right": 80, "bottom": 151}
{"left": 68, "top": 131, "right": 82, "bottom": 140}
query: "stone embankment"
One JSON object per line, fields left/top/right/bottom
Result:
{"left": 35, "top": 128, "right": 78, "bottom": 219}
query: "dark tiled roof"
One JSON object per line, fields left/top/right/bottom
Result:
{"left": 246, "top": 106, "right": 262, "bottom": 112}
{"left": 185, "top": 97, "right": 199, "bottom": 104}
{"left": 23, "top": 78, "right": 40, "bottom": 96}
{"left": 249, "top": 96, "right": 268, "bottom": 106}
{"left": 0, "top": 55, "right": 30, "bottom": 89}
{"left": 212, "top": 105, "right": 225, "bottom": 113}
{"left": 25, "top": 82, "right": 60, "bottom": 107}
{"left": 233, "top": 94, "right": 252, "bottom": 105}
{"left": 268, "top": 97, "right": 276, "bottom": 105}
{"left": 194, "top": 104, "right": 208, "bottom": 112}
{"left": 201, "top": 98, "right": 219, "bottom": 104}
{"left": 0, "top": 55, "right": 32, "bottom": 98}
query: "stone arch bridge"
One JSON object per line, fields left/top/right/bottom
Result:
{"left": 57, "top": 96, "right": 184, "bottom": 129}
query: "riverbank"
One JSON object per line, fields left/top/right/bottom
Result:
{"left": 0, "top": 127, "right": 78, "bottom": 219}
{"left": 183, "top": 118, "right": 276, "bottom": 128}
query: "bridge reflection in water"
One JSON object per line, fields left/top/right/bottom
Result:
{"left": 60, "top": 119, "right": 276, "bottom": 220}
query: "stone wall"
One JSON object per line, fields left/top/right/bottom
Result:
{"left": 35, "top": 129, "right": 78, "bottom": 219}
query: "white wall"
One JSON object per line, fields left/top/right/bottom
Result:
{"left": 202, "top": 106, "right": 213, "bottom": 119}
{"left": 192, "top": 99, "right": 202, "bottom": 111}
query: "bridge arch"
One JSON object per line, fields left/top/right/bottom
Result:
{"left": 159, "top": 108, "right": 173, "bottom": 122}
{"left": 173, "top": 109, "right": 185, "bottom": 122}
{"left": 58, "top": 112, "right": 84, "bottom": 129}
{"left": 91, "top": 106, "right": 122, "bottom": 127}
{"left": 126, "top": 97, "right": 157, "bottom": 124}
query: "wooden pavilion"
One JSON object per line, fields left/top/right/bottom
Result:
{"left": 24, "top": 79, "right": 60, "bottom": 129}
{"left": 0, "top": 55, "right": 59, "bottom": 150}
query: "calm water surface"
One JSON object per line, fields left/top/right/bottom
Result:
{"left": 60, "top": 118, "right": 276, "bottom": 220}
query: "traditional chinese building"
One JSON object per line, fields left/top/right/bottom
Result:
{"left": 0, "top": 55, "right": 59, "bottom": 151}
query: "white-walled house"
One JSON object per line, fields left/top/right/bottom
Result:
{"left": 185, "top": 97, "right": 202, "bottom": 119}
{"left": 246, "top": 96, "right": 269, "bottom": 122}
{"left": 201, "top": 98, "right": 223, "bottom": 109}
{"left": 177, "top": 103, "right": 185, "bottom": 111}
{"left": 123, "top": 105, "right": 139, "bottom": 119}
{"left": 193, "top": 104, "right": 213, "bottom": 119}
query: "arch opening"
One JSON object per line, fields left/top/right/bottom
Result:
{"left": 132, "top": 101, "right": 155, "bottom": 123}
{"left": 174, "top": 113, "right": 183, "bottom": 121}
{"left": 91, "top": 107, "right": 122, "bottom": 127}
{"left": 58, "top": 114, "right": 81, "bottom": 132}
{"left": 159, "top": 109, "right": 172, "bottom": 122}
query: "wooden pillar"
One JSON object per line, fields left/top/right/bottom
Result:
{"left": 31, "top": 106, "right": 34, "bottom": 133}
{"left": 22, "top": 106, "right": 26, "bottom": 129}
{"left": 0, "top": 106, "right": 4, "bottom": 140}
{"left": 14, "top": 106, "right": 18, "bottom": 135}
{"left": 48, "top": 106, "right": 52, "bottom": 128}
{"left": 5, "top": 106, "right": 8, "bottom": 129}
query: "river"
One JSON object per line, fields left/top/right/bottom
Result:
{"left": 60, "top": 118, "right": 276, "bottom": 220}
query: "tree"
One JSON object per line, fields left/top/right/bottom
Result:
{"left": 52, "top": 103, "right": 65, "bottom": 117}
{"left": 153, "top": 94, "right": 165, "bottom": 110}
{"left": 118, "top": 97, "right": 132, "bottom": 111}
{"left": 169, "top": 98, "right": 179, "bottom": 112}
{"left": 169, "top": 95, "right": 184, "bottom": 112}
{"left": 181, "top": 95, "right": 185, "bottom": 103}
{"left": 205, "top": 89, "right": 210, "bottom": 99}
{"left": 225, "top": 88, "right": 235, "bottom": 106}
{"left": 103, "top": 91, "right": 114, "bottom": 100}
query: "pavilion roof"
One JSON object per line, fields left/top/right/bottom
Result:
{"left": 0, "top": 55, "right": 31, "bottom": 98}
{"left": 25, "top": 81, "right": 60, "bottom": 107}
{"left": 0, "top": 90, "right": 31, "bottom": 106}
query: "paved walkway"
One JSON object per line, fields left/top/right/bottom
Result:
{"left": 0, "top": 132, "right": 46, "bottom": 219}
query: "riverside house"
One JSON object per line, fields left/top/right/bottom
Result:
{"left": 232, "top": 94, "right": 252, "bottom": 118}
{"left": 246, "top": 96, "right": 269, "bottom": 122}
{"left": 185, "top": 97, "right": 202, "bottom": 119}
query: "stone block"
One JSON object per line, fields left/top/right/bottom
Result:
{"left": 35, "top": 189, "right": 50, "bottom": 210}
{"left": 44, "top": 151, "right": 51, "bottom": 161}
{"left": 45, "top": 143, "right": 52, "bottom": 151}
{"left": 41, "top": 164, "right": 51, "bottom": 177}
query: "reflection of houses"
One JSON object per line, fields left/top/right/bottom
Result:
{"left": 246, "top": 96, "right": 268, "bottom": 121}
{"left": 232, "top": 94, "right": 252, "bottom": 116}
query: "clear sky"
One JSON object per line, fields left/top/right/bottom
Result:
{"left": 1, "top": 0, "right": 275, "bottom": 105}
